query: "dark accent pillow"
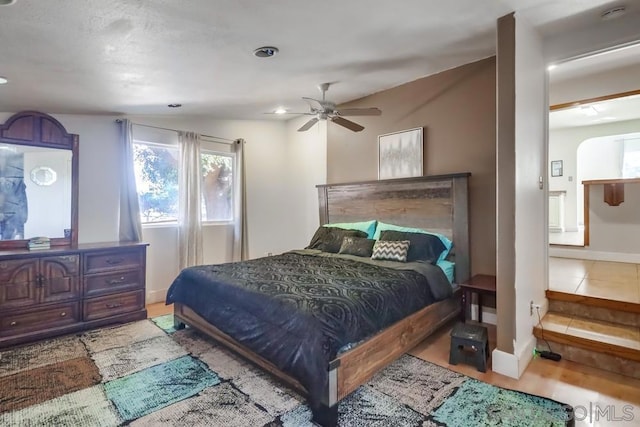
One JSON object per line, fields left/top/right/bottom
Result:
{"left": 371, "top": 240, "right": 410, "bottom": 262}
{"left": 379, "top": 230, "right": 447, "bottom": 264}
{"left": 338, "top": 236, "right": 376, "bottom": 257}
{"left": 307, "top": 227, "right": 368, "bottom": 253}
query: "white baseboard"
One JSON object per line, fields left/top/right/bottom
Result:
{"left": 516, "top": 334, "right": 537, "bottom": 377}
{"left": 147, "top": 288, "right": 168, "bottom": 305}
{"left": 492, "top": 349, "right": 520, "bottom": 378}
{"left": 492, "top": 333, "right": 537, "bottom": 379}
{"left": 549, "top": 247, "right": 640, "bottom": 263}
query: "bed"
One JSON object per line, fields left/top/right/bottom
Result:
{"left": 167, "top": 173, "right": 470, "bottom": 426}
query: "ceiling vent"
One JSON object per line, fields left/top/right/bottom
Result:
{"left": 253, "top": 46, "right": 279, "bottom": 58}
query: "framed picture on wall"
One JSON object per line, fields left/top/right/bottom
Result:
{"left": 551, "top": 160, "right": 563, "bottom": 177}
{"left": 378, "top": 127, "right": 423, "bottom": 180}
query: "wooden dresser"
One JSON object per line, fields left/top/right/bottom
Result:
{"left": 0, "top": 242, "right": 148, "bottom": 348}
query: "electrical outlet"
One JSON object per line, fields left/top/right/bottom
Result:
{"left": 530, "top": 300, "right": 541, "bottom": 316}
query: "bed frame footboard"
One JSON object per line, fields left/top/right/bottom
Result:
{"left": 172, "top": 290, "right": 459, "bottom": 426}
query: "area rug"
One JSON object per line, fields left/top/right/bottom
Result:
{"left": 0, "top": 315, "right": 574, "bottom": 426}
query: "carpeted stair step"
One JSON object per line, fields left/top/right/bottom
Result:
{"left": 534, "top": 312, "right": 640, "bottom": 379}
{"left": 546, "top": 290, "right": 640, "bottom": 327}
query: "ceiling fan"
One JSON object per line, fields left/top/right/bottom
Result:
{"left": 277, "top": 83, "right": 382, "bottom": 132}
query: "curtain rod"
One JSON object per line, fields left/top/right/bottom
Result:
{"left": 115, "top": 119, "right": 236, "bottom": 144}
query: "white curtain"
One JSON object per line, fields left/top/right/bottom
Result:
{"left": 118, "top": 119, "right": 143, "bottom": 242}
{"left": 233, "top": 138, "right": 249, "bottom": 261}
{"left": 178, "top": 131, "right": 203, "bottom": 269}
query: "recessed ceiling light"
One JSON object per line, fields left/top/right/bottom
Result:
{"left": 0, "top": 0, "right": 17, "bottom": 6}
{"left": 253, "top": 46, "right": 279, "bottom": 58}
{"left": 547, "top": 64, "right": 557, "bottom": 71}
{"left": 167, "top": 103, "right": 182, "bottom": 108}
{"left": 0, "top": 76, "right": 8, "bottom": 85}
{"left": 601, "top": 6, "right": 626, "bottom": 20}
{"left": 274, "top": 107, "right": 287, "bottom": 114}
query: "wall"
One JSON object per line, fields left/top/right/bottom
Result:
{"left": 588, "top": 183, "right": 640, "bottom": 255}
{"left": 494, "top": 12, "right": 547, "bottom": 379}
{"left": 327, "top": 57, "right": 497, "bottom": 277}
{"left": 512, "top": 12, "right": 546, "bottom": 375}
{"left": 286, "top": 117, "right": 327, "bottom": 246}
{"left": 550, "top": 62, "right": 640, "bottom": 105}
{"left": 549, "top": 119, "right": 640, "bottom": 231}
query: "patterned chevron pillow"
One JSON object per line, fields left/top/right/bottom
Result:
{"left": 371, "top": 240, "right": 411, "bottom": 262}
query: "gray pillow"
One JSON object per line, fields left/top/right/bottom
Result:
{"left": 307, "top": 226, "right": 367, "bottom": 253}
{"left": 338, "top": 236, "right": 376, "bottom": 257}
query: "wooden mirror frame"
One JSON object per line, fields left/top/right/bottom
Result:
{"left": 0, "top": 111, "right": 79, "bottom": 249}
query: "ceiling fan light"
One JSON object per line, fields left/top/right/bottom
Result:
{"left": 274, "top": 107, "right": 287, "bottom": 114}
{"left": 0, "top": 76, "right": 8, "bottom": 85}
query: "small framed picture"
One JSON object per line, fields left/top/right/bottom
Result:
{"left": 551, "top": 160, "right": 563, "bottom": 177}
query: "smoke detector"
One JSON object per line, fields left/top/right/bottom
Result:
{"left": 601, "top": 6, "right": 626, "bottom": 20}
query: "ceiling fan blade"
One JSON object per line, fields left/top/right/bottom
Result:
{"left": 336, "top": 107, "right": 382, "bottom": 117}
{"left": 331, "top": 116, "right": 364, "bottom": 132}
{"left": 264, "top": 112, "right": 314, "bottom": 115}
{"left": 302, "top": 97, "right": 324, "bottom": 111}
{"left": 298, "top": 117, "right": 319, "bottom": 132}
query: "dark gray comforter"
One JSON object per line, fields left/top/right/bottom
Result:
{"left": 165, "top": 249, "right": 452, "bottom": 406}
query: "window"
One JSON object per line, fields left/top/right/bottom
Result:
{"left": 133, "top": 140, "right": 234, "bottom": 224}
{"left": 133, "top": 142, "right": 179, "bottom": 223}
{"left": 201, "top": 151, "right": 234, "bottom": 222}
{"left": 622, "top": 137, "right": 640, "bottom": 178}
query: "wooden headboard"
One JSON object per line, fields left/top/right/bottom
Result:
{"left": 317, "top": 173, "right": 470, "bottom": 283}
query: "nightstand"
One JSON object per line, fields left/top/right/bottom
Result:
{"left": 459, "top": 274, "right": 496, "bottom": 323}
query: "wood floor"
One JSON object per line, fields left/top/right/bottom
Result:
{"left": 147, "top": 302, "right": 640, "bottom": 425}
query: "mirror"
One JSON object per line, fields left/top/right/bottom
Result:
{"left": 0, "top": 111, "right": 78, "bottom": 249}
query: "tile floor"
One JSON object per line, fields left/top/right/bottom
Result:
{"left": 541, "top": 312, "right": 640, "bottom": 350}
{"left": 548, "top": 257, "right": 640, "bottom": 303}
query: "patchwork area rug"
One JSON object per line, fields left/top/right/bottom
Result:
{"left": 0, "top": 315, "right": 574, "bottom": 426}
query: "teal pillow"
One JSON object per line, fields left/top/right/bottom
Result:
{"left": 323, "top": 220, "right": 377, "bottom": 239}
{"left": 437, "top": 259, "right": 455, "bottom": 284}
{"left": 373, "top": 221, "right": 453, "bottom": 263}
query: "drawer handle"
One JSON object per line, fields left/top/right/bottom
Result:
{"left": 105, "top": 258, "right": 124, "bottom": 265}
{"left": 106, "top": 302, "right": 123, "bottom": 309}
{"left": 106, "top": 277, "right": 126, "bottom": 285}
{"left": 60, "top": 312, "right": 67, "bottom": 317}
{"left": 10, "top": 321, "right": 17, "bottom": 326}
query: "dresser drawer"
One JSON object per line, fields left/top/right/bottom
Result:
{"left": 84, "top": 270, "right": 143, "bottom": 297}
{"left": 0, "top": 302, "right": 80, "bottom": 336}
{"left": 84, "top": 249, "right": 143, "bottom": 274}
{"left": 83, "top": 289, "right": 144, "bottom": 321}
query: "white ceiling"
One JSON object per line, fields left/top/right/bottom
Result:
{"left": 549, "top": 94, "right": 640, "bottom": 129}
{"left": 0, "top": 0, "right": 634, "bottom": 119}
{"left": 549, "top": 42, "right": 640, "bottom": 129}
